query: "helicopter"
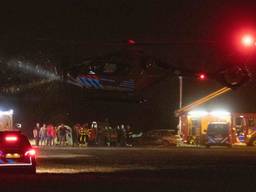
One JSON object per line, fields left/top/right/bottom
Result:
{"left": 0, "top": 40, "right": 251, "bottom": 103}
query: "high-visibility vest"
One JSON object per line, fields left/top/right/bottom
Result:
{"left": 79, "top": 128, "right": 87, "bottom": 135}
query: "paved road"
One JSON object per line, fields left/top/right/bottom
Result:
{"left": 36, "top": 146, "right": 256, "bottom": 173}
{"left": 2, "top": 146, "right": 256, "bottom": 192}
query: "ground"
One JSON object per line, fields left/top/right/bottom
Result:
{"left": 1, "top": 146, "right": 256, "bottom": 191}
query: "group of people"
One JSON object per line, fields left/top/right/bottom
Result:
{"left": 32, "top": 123, "right": 70, "bottom": 146}
{"left": 73, "top": 122, "right": 133, "bottom": 147}
{"left": 32, "top": 121, "right": 134, "bottom": 147}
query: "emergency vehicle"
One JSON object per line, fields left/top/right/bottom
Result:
{"left": 175, "top": 86, "right": 256, "bottom": 146}
{"left": 180, "top": 110, "right": 231, "bottom": 146}
{"left": 231, "top": 113, "right": 256, "bottom": 146}
{"left": 180, "top": 111, "right": 256, "bottom": 146}
{"left": 0, "top": 110, "right": 36, "bottom": 173}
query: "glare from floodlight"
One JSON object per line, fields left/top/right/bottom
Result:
{"left": 0, "top": 110, "right": 14, "bottom": 116}
{"left": 7, "top": 59, "right": 60, "bottom": 80}
{"left": 188, "top": 110, "right": 208, "bottom": 117}
{"left": 209, "top": 110, "right": 230, "bottom": 117}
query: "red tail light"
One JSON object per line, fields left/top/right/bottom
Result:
{"left": 25, "top": 149, "right": 36, "bottom": 157}
{"left": 5, "top": 136, "right": 18, "bottom": 142}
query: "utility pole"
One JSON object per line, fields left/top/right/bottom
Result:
{"left": 178, "top": 76, "right": 183, "bottom": 135}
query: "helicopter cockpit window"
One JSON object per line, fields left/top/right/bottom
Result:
{"left": 88, "top": 65, "right": 97, "bottom": 74}
{"left": 103, "top": 63, "right": 117, "bottom": 74}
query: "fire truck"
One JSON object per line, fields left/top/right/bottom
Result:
{"left": 180, "top": 110, "right": 256, "bottom": 146}
{"left": 175, "top": 87, "right": 256, "bottom": 146}
{"left": 231, "top": 113, "right": 256, "bottom": 146}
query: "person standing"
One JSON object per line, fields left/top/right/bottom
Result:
{"left": 106, "top": 126, "right": 112, "bottom": 147}
{"left": 88, "top": 126, "right": 96, "bottom": 146}
{"left": 120, "top": 124, "right": 126, "bottom": 147}
{"left": 126, "top": 124, "right": 133, "bottom": 147}
{"left": 33, "top": 123, "right": 40, "bottom": 146}
{"left": 52, "top": 126, "right": 57, "bottom": 146}
{"left": 97, "top": 126, "right": 104, "bottom": 146}
{"left": 46, "top": 124, "right": 51, "bottom": 146}
{"left": 39, "top": 124, "right": 47, "bottom": 146}
{"left": 110, "top": 126, "right": 118, "bottom": 146}
{"left": 84, "top": 123, "right": 89, "bottom": 145}
{"left": 79, "top": 125, "right": 87, "bottom": 146}
{"left": 59, "top": 124, "right": 67, "bottom": 146}
{"left": 116, "top": 125, "right": 122, "bottom": 146}
{"left": 91, "top": 121, "right": 98, "bottom": 145}
{"left": 46, "top": 124, "right": 54, "bottom": 146}
{"left": 73, "top": 123, "right": 80, "bottom": 146}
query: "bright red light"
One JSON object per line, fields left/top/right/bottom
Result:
{"left": 5, "top": 136, "right": 18, "bottom": 142}
{"left": 199, "top": 73, "right": 206, "bottom": 80}
{"left": 127, "top": 39, "right": 136, "bottom": 45}
{"left": 25, "top": 149, "right": 36, "bottom": 157}
{"left": 241, "top": 35, "right": 254, "bottom": 47}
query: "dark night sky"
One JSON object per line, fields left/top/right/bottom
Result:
{"left": 0, "top": 1, "right": 256, "bottom": 134}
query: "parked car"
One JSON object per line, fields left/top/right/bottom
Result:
{"left": 133, "top": 129, "right": 181, "bottom": 146}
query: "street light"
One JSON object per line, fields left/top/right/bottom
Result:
{"left": 177, "top": 72, "right": 207, "bottom": 135}
{"left": 178, "top": 76, "right": 183, "bottom": 136}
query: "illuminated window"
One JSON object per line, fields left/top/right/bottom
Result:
{"left": 191, "top": 120, "right": 200, "bottom": 128}
{"left": 248, "top": 119, "right": 255, "bottom": 127}
{"left": 103, "top": 63, "right": 117, "bottom": 73}
{"left": 191, "top": 120, "right": 201, "bottom": 136}
{"left": 235, "top": 117, "right": 243, "bottom": 126}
